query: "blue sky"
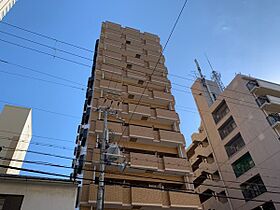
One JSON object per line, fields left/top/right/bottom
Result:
{"left": 1, "top": 0, "right": 280, "bottom": 177}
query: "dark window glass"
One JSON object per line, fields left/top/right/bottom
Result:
{"left": 0, "top": 194, "right": 24, "bottom": 210}
{"left": 225, "top": 133, "right": 245, "bottom": 157}
{"left": 212, "top": 100, "right": 230, "bottom": 124}
{"left": 252, "top": 201, "right": 276, "bottom": 210}
{"left": 232, "top": 152, "right": 255, "bottom": 177}
{"left": 241, "top": 174, "right": 267, "bottom": 201}
{"left": 246, "top": 80, "right": 259, "bottom": 91}
{"left": 218, "top": 116, "right": 237, "bottom": 139}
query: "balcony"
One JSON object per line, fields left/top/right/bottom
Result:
{"left": 159, "top": 130, "right": 185, "bottom": 145}
{"left": 87, "top": 184, "right": 201, "bottom": 209}
{"left": 128, "top": 104, "right": 151, "bottom": 120}
{"left": 150, "top": 75, "right": 171, "bottom": 87}
{"left": 155, "top": 108, "right": 179, "bottom": 124}
{"left": 256, "top": 95, "right": 280, "bottom": 112}
{"left": 247, "top": 79, "right": 280, "bottom": 98}
{"left": 153, "top": 90, "right": 174, "bottom": 105}
{"left": 131, "top": 188, "right": 162, "bottom": 207}
{"left": 163, "top": 157, "right": 191, "bottom": 174}
{"left": 127, "top": 85, "right": 150, "bottom": 98}
{"left": 169, "top": 191, "right": 201, "bottom": 208}
{"left": 130, "top": 152, "right": 158, "bottom": 170}
{"left": 99, "top": 79, "right": 122, "bottom": 92}
{"left": 267, "top": 113, "right": 280, "bottom": 130}
{"left": 194, "top": 145, "right": 211, "bottom": 158}
{"left": 94, "top": 121, "right": 123, "bottom": 136}
{"left": 129, "top": 125, "right": 154, "bottom": 142}
{"left": 100, "top": 63, "right": 122, "bottom": 75}
{"left": 191, "top": 132, "right": 207, "bottom": 143}
{"left": 127, "top": 56, "right": 144, "bottom": 66}
{"left": 198, "top": 160, "right": 217, "bottom": 174}
{"left": 89, "top": 184, "right": 123, "bottom": 206}
{"left": 103, "top": 50, "right": 122, "bottom": 61}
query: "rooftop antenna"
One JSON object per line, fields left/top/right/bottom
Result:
{"left": 204, "top": 53, "right": 225, "bottom": 91}
{"left": 194, "top": 59, "right": 215, "bottom": 102}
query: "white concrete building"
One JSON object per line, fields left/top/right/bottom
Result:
{"left": 0, "top": 174, "right": 78, "bottom": 210}
{"left": 0, "top": 105, "right": 32, "bottom": 174}
{"left": 0, "top": 0, "right": 16, "bottom": 21}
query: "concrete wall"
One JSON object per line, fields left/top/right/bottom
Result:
{"left": 0, "top": 177, "right": 77, "bottom": 210}
{"left": 189, "top": 74, "right": 280, "bottom": 210}
{"left": 0, "top": 0, "right": 16, "bottom": 20}
{"left": 0, "top": 105, "right": 32, "bottom": 174}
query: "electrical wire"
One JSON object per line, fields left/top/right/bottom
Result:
{"left": 0, "top": 21, "right": 94, "bottom": 53}
{"left": 0, "top": 164, "right": 280, "bottom": 205}
{"left": 0, "top": 68, "right": 85, "bottom": 91}
{"left": 0, "top": 38, "right": 91, "bottom": 67}
{"left": 0, "top": 30, "right": 93, "bottom": 61}
{"left": 0, "top": 58, "right": 86, "bottom": 87}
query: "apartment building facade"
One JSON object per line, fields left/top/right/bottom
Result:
{"left": 0, "top": 105, "right": 32, "bottom": 174}
{"left": 0, "top": 0, "right": 16, "bottom": 20}
{"left": 73, "top": 21, "right": 201, "bottom": 210}
{"left": 186, "top": 74, "right": 280, "bottom": 210}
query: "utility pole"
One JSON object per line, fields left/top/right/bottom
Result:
{"left": 96, "top": 106, "right": 118, "bottom": 210}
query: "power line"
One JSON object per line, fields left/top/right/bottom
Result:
{"left": 0, "top": 58, "right": 86, "bottom": 87}
{"left": 0, "top": 136, "right": 73, "bottom": 151}
{"left": 0, "top": 38, "right": 91, "bottom": 67}
{"left": 0, "top": 68, "right": 85, "bottom": 91}
{"left": 2, "top": 156, "right": 280, "bottom": 195}
{"left": 0, "top": 129, "right": 74, "bottom": 143}
{"left": 116, "top": 0, "right": 189, "bottom": 144}
{"left": 0, "top": 21, "right": 94, "bottom": 53}
{"left": 0, "top": 164, "right": 280, "bottom": 205}
{"left": 0, "top": 30, "right": 93, "bottom": 61}
{"left": 0, "top": 99, "right": 81, "bottom": 119}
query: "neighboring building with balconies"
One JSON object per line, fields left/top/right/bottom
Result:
{"left": 0, "top": 0, "right": 16, "bottom": 20}
{"left": 186, "top": 74, "right": 280, "bottom": 210}
{"left": 73, "top": 21, "right": 201, "bottom": 210}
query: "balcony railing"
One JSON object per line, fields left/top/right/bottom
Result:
{"left": 88, "top": 184, "right": 200, "bottom": 209}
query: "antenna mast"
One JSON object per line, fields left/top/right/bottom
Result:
{"left": 194, "top": 59, "right": 215, "bottom": 102}
{"left": 204, "top": 54, "right": 225, "bottom": 91}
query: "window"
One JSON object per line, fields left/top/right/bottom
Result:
{"left": 241, "top": 174, "right": 267, "bottom": 201}
{"left": 127, "top": 64, "right": 132, "bottom": 69}
{"left": 135, "top": 54, "right": 141, "bottom": 59}
{"left": 225, "top": 133, "right": 245, "bottom": 157}
{"left": 128, "top": 94, "right": 134, "bottom": 99}
{"left": 218, "top": 116, "right": 237, "bottom": 140}
{"left": 126, "top": 40, "right": 131, "bottom": 44}
{"left": 138, "top": 80, "right": 144, "bottom": 85}
{"left": 252, "top": 201, "right": 276, "bottom": 210}
{"left": 0, "top": 195, "right": 24, "bottom": 210}
{"left": 232, "top": 152, "right": 255, "bottom": 177}
{"left": 212, "top": 100, "right": 230, "bottom": 124}
{"left": 256, "top": 96, "right": 269, "bottom": 107}
{"left": 266, "top": 113, "right": 280, "bottom": 126}
{"left": 246, "top": 80, "right": 258, "bottom": 91}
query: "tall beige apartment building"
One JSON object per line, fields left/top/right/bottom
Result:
{"left": 73, "top": 21, "right": 201, "bottom": 210}
{"left": 0, "top": 0, "right": 16, "bottom": 20}
{"left": 186, "top": 74, "right": 280, "bottom": 210}
{"left": 0, "top": 105, "right": 32, "bottom": 174}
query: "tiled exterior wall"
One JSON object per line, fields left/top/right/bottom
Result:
{"left": 74, "top": 21, "right": 201, "bottom": 210}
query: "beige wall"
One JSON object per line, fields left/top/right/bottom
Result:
{"left": 188, "top": 74, "right": 280, "bottom": 210}
{"left": 0, "top": 105, "right": 32, "bottom": 174}
{"left": 0, "top": 176, "right": 77, "bottom": 210}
